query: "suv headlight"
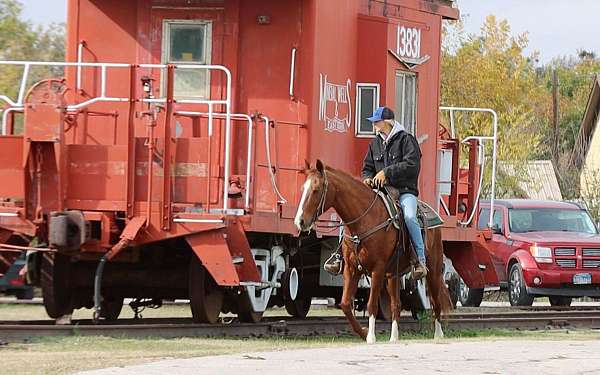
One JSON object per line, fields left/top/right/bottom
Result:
{"left": 529, "top": 245, "right": 553, "bottom": 263}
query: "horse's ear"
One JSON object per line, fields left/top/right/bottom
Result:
{"left": 316, "top": 159, "right": 325, "bottom": 174}
{"left": 304, "top": 159, "right": 311, "bottom": 171}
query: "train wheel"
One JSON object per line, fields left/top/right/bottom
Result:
{"left": 236, "top": 291, "right": 264, "bottom": 323}
{"left": 238, "top": 309, "right": 264, "bottom": 323}
{"left": 41, "top": 253, "right": 73, "bottom": 319}
{"left": 189, "top": 256, "right": 223, "bottom": 324}
{"left": 285, "top": 296, "right": 312, "bottom": 319}
{"left": 100, "top": 297, "right": 124, "bottom": 321}
{"left": 282, "top": 268, "right": 311, "bottom": 319}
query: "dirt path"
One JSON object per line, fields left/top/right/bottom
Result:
{"left": 79, "top": 339, "right": 600, "bottom": 375}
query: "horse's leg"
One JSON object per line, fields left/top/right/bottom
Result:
{"left": 365, "top": 266, "right": 386, "bottom": 344}
{"left": 339, "top": 267, "right": 365, "bottom": 340}
{"left": 386, "top": 276, "right": 401, "bottom": 343}
{"left": 425, "top": 228, "right": 452, "bottom": 340}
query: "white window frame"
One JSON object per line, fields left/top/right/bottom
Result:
{"left": 161, "top": 19, "right": 212, "bottom": 99}
{"left": 395, "top": 70, "right": 417, "bottom": 135}
{"left": 354, "top": 83, "right": 380, "bottom": 138}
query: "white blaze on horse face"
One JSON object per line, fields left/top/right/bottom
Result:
{"left": 294, "top": 178, "right": 312, "bottom": 230}
{"left": 389, "top": 320, "right": 399, "bottom": 342}
{"left": 366, "top": 315, "right": 376, "bottom": 344}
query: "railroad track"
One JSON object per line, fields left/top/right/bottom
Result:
{"left": 2, "top": 309, "right": 600, "bottom": 343}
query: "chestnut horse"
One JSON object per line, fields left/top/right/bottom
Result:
{"left": 295, "top": 160, "right": 452, "bottom": 343}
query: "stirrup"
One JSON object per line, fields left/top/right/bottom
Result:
{"left": 324, "top": 253, "right": 343, "bottom": 275}
{"left": 412, "top": 263, "right": 428, "bottom": 280}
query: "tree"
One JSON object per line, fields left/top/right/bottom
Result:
{"left": 441, "top": 16, "right": 547, "bottom": 198}
{"left": 0, "top": 0, "right": 65, "bottom": 101}
{"left": 540, "top": 57, "right": 600, "bottom": 199}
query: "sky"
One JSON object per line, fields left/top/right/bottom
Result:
{"left": 19, "top": 0, "right": 600, "bottom": 64}
{"left": 457, "top": 0, "right": 600, "bottom": 63}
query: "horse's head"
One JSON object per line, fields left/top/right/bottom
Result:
{"left": 294, "top": 159, "right": 333, "bottom": 232}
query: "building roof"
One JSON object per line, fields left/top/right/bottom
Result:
{"left": 500, "top": 160, "right": 563, "bottom": 201}
{"left": 481, "top": 199, "right": 584, "bottom": 210}
{"left": 571, "top": 75, "right": 600, "bottom": 168}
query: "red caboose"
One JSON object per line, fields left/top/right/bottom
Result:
{"left": 0, "top": 0, "right": 498, "bottom": 322}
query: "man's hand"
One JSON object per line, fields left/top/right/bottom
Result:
{"left": 372, "top": 170, "right": 386, "bottom": 188}
{"left": 363, "top": 178, "right": 373, "bottom": 187}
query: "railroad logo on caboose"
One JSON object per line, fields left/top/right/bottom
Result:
{"left": 319, "top": 74, "right": 352, "bottom": 133}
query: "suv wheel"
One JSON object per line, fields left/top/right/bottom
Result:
{"left": 508, "top": 263, "right": 534, "bottom": 306}
{"left": 458, "top": 277, "right": 483, "bottom": 307}
{"left": 549, "top": 296, "right": 572, "bottom": 307}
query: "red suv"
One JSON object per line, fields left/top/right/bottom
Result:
{"left": 472, "top": 199, "right": 600, "bottom": 306}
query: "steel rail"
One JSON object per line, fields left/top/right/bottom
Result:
{"left": 2, "top": 310, "right": 600, "bottom": 343}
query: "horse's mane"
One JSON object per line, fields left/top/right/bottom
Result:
{"left": 324, "top": 165, "right": 375, "bottom": 196}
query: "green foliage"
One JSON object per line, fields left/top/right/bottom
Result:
{"left": 442, "top": 16, "right": 546, "bottom": 198}
{"left": 0, "top": 0, "right": 65, "bottom": 101}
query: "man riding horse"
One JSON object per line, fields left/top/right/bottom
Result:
{"left": 324, "top": 106, "right": 428, "bottom": 280}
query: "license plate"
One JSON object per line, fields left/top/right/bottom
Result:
{"left": 573, "top": 273, "right": 592, "bottom": 285}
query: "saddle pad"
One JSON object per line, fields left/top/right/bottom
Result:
{"left": 376, "top": 190, "right": 401, "bottom": 230}
{"left": 375, "top": 190, "right": 444, "bottom": 230}
{"left": 417, "top": 200, "right": 444, "bottom": 229}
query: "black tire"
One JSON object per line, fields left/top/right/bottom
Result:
{"left": 100, "top": 297, "right": 124, "bottom": 321}
{"left": 446, "top": 276, "right": 459, "bottom": 308}
{"left": 508, "top": 263, "right": 534, "bottom": 306}
{"left": 189, "top": 256, "right": 223, "bottom": 324}
{"left": 458, "top": 277, "right": 483, "bottom": 307}
{"left": 549, "top": 296, "right": 572, "bottom": 307}
{"left": 15, "top": 288, "right": 34, "bottom": 300}
{"left": 41, "top": 253, "right": 73, "bottom": 318}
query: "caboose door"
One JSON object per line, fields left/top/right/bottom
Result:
{"left": 142, "top": 5, "right": 229, "bottom": 212}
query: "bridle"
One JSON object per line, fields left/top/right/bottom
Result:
{"left": 309, "top": 169, "right": 329, "bottom": 227}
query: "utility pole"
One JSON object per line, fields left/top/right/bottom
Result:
{"left": 552, "top": 69, "right": 559, "bottom": 167}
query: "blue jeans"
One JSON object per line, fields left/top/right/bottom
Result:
{"left": 399, "top": 193, "right": 425, "bottom": 262}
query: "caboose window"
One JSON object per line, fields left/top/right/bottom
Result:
{"left": 355, "top": 83, "right": 380, "bottom": 137}
{"left": 162, "top": 20, "right": 212, "bottom": 98}
{"left": 395, "top": 71, "right": 417, "bottom": 135}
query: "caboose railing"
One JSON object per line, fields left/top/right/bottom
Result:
{"left": 0, "top": 61, "right": 252, "bottom": 225}
{"left": 439, "top": 107, "right": 499, "bottom": 228}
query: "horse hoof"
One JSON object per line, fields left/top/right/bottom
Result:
{"left": 366, "top": 335, "right": 376, "bottom": 344}
{"left": 361, "top": 327, "right": 369, "bottom": 339}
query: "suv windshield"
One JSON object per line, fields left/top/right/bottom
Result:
{"left": 508, "top": 208, "right": 598, "bottom": 234}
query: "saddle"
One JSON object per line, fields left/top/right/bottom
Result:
{"left": 376, "top": 187, "right": 444, "bottom": 230}
{"left": 376, "top": 187, "right": 444, "bottom": 275}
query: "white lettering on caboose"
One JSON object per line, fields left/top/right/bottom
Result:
{"left": 397, "top": 25, "right": 422, "bottom": 59}
{"left": 319, "top": 74, "right": 352, "bottom": 133}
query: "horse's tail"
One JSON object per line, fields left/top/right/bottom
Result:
{"left": 426, "top": 227, "right": 453, "bottom": 320}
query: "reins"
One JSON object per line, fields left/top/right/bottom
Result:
{"left": 311, "top": 170, "right": 396, "bottom": 273}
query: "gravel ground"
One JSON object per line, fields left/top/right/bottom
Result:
{"left": 78, "top": 339, "right": 600, "bottom": 375}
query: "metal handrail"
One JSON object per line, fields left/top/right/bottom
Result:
{"left": 439, "top": 106, "right": 498, "bottom": 228}
{"left": 175, "top": 111, "right": 254, "bottom": 210}
{"left": 0, "top": 60, "right": 236, "bottom": 215}
{"left": 259, "top": 115, "right": 287, "bottom": 204}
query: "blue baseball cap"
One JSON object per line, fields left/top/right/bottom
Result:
{"left": 367, "top": 106, "right": 395, "bottom": 122}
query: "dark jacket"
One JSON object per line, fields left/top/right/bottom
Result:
{"left": 361, "top": 130, "right": 421, "bottom": 196}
